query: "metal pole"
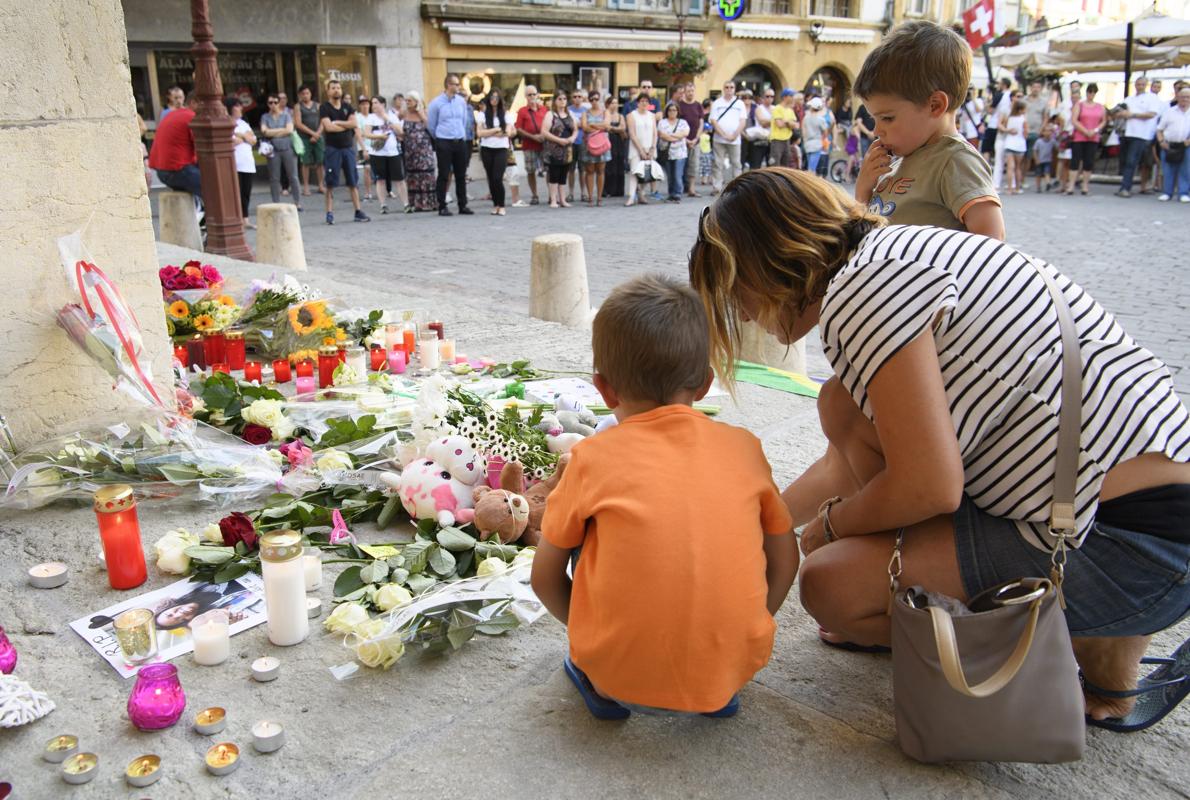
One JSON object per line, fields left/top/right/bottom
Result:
{"left": 1123, "top": 21, "right": 1134, "bottom": 98}
{"left": 981, "top": 43, "right": 995, "bottom": 88}
{"left": 189, "top": 0, "right": 254, "bottom": 261}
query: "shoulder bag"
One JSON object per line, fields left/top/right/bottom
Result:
{"left": 889, "top": 261, "right": 1086, "bottom": 764}
{"left": 587, "top": 129, "right": 611, "bottom": 156}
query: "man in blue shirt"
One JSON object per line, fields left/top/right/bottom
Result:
{"left": 427, "top": 73, "right": 475, "bottom": 216}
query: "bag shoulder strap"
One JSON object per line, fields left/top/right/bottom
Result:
{"left": 715, "top": 98, "right": 738, "bottom": 122}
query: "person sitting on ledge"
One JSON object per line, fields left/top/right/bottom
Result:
{"left": 689, "top": 167, "right": 1190, "bottom": 733}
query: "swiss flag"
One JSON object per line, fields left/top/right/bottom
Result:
{"left": 962, "top": 0, "right": 996, "bottom": 49}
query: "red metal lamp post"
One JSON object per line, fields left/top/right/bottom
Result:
{"left": 188, "top": 0, "right": 253, "bottom": 260}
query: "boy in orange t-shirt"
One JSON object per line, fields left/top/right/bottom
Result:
{"left": 531, "top": 275, "right": 799, "bottom": 718}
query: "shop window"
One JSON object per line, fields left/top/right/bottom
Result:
{"left": 153, "top": 49, "right": 281, "bottom": 126}
{"left": 809, "top": 0, "right": 852, "bottom": 17}
{"left": 317, "top": 47, "right": 376, "bottom": 105}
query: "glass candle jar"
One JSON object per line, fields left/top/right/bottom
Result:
{"left": 223, "top": 330, "right": 246, "bottom": 371}
{"left": 387, "top": 348, "right": 406, "bottom": 374}
{"left": 172, "top": 345, "right": 188, "bottom": 367}
{"left": 302, "top": 548, "right": 322, "bottom": 591}
{"left": 189, "top": 610, "right": 230, "bottom": 666}
{"left": 127, "top": 663, "right": 186, "bottom": 731}
{"left": 93, "top": 485, "right": 147, "bottom": 590}
{"left": 383, "top": 323, "right": 401, "bottom": 351}
{"left": 113, "top": 608, "right": 157, "bottom": 666}
{"left": 0, "top": 625, "right": 16, "bottom": 675}
{"left": 260, "top": 531, "right": 309, "bottom": 646}
{"left": 272, "top": 359, "right": 291, "bottom": 383}
{"left": 370, "top": 346, "right": 387, "bottom": 372}
{"left": 427, "top": 320, "right": 445, "bottom": 340}
{"left": 438, "top": 339, "right": 456, "bottom": 363}
{"left": 295, "top": 376, "right": 316, "bottom": 397}
{"left": 418, "top": 339, "right": 441, "bottom": 371}
{"left": 202, "top": 331, "right": 226, "bottom": 367}
{"left": 295, "top": 359, "right": 314, "bottom": 378}
{"left": 243, "top": 361, "right": 262, "bottom": 383}
{"left": 345, "top": 346, "right": 367, "bottom": 380}
{"left": 402, "top": 325, "right": 416, "bottom": 357}
{"left": 337, "top": 345, "right": 347, "bottom": 365}
{"left": 211, "top": 363, "right": 230, "bottom": 375}
{"left": 317, "top": 346, "right": 339, "bottom": 389}
{"left": 186, "top": 334, "right": 206, "bottom": 370}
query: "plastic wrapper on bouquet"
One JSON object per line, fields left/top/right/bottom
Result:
{"left": 0, "top": 409, "right": 283, "bottom": 511}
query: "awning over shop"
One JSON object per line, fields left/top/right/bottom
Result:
{"left": 814, "top": 26, "right": 876, "bottom": 45}
{"left": 726, "top": 22, "right": 802, "bottom": 40}
{"left": 440, "top": 21, "right": 702, "bottom": 51}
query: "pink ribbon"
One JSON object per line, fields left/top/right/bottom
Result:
{"left": 329, "top": 509, "right": 356, "bottom": 545}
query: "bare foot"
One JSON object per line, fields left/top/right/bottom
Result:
{"left": 1073, "top": 635, "right": 1151, "bottom": 721}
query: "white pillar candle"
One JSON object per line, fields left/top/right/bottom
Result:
{"left": 302, "top": 550, "right": 322, "bottom": 591}
{"left": 383, "top": 323, "right": 401, "bottom": 351}
{"left": 189, "top": 611, "right": 230, "bottom": 666}
{"left": 345, "top": 347, "right": 367, "bottom": 379}
{"left": 418, "top": 339, "right": 441, "bottom": 370}
{"left": 260, "top": 531, "right": 309, "bottom": 647}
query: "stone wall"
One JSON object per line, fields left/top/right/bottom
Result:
{"left": 0, "top": 0, "right": 169, "bottom": 446}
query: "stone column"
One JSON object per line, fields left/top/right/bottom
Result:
{"left": 255, "top": 204, "right": 307, "bottom": 272}
{"left": 0, "top": 0, "right": 170, "bottom": 445}
{"left": 529, "top": 234, "right": 592, "bottom": 328}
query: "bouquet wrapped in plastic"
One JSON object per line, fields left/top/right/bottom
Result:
{"left": 0, "top": 408, "right": 282, "bottom": 510}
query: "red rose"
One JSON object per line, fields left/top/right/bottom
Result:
{"left": 241, "top": 424, "right": 272, "bottom": 445}
{"left": 219, "top": 512, "right": 258, "bottom": 551}
{"left": 201, "top": 264, "right": 223, "bottom": 284}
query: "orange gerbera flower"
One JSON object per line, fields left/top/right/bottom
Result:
{"left": 217, "top": 295, "right": 237, "bottom": 307}
{"left": 193, "top": 314, "right": 215, "bottom": 331}
{"left": 183, "top": 265, "right": 203, "bottom": 279}
{"left": 167, "top": 300, "right": 190, "bottom": 319}
{"left": 288, "top": 301, "right": 330, "bottom": 335}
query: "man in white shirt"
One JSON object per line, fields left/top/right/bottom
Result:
{"left": 709, "top": 81, "right": 746, "bottom": 194}
{"left": 1116, "top": 76, "right": 1164, "bottom": 196}
{"left": 1148, "top": 79, "right": 1166, "bottom": 192}
{"left": 1155, "top": 86, "right": 1190, "bottom": 202}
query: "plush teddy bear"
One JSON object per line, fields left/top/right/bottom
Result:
{"left": 473, "top": 455, "right": 570, "bottom": 546}
{"left": 381, "top": 434, "right": 486, "bottom": 527}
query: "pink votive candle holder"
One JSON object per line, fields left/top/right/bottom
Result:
{"left": 295, "top": 376, "right": 316, "bottom": 398}
{"left": 387, "top": 349, "right": 407, "bottom": 374}
{"left": 127, "top": 663, "right": 186, "bottom": 731}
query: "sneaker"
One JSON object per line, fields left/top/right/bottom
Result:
{"left": 381, "top": 204, "right": 389, "bottom": 214}
{"left": 458, "top": 206, "right": 474, "bottom": 215}
{"left": 530, "top": 197, "right": 540, "bottom": 205}
{"left": 1158, "top": 194, "right": 1171, "bottom": 202}
{"left": 512, "top": 200, "right": 530, "bottom": 208}
{"left": 650, "top": 191, "right": 665, "bottom": 201}
{"left": 354, "top": 210, "right": 371, "bottom": 222}
{"left": 438, "top": 208, "right": 453, "bottom": 216}
{"left": 325, "top": 212, "right": 334, "bottom": 225}
{"left": 1116, "top": 189, "right": 1132, "bottom": 198}
{"left": 1181, "top": 195, "right": 1190, "bottom": 203}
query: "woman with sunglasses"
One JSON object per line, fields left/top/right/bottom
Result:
{"left": 541, "top": 93, "right": 578, "bottom": 208}
{"left": 260, "top": 94, "right": 301, "bottom": 210}
{"left": 579, "top": 92, "right": 612, "bottom": 206}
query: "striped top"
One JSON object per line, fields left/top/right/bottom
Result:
{"left": 819, "top": 225, "right": 1190, "bottom": 550}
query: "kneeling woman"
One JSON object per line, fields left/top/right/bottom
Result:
{"left": 689, "top": 168, "right": 1190, "bottom": 731}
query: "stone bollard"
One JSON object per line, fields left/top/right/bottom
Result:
{"left": 739, "top": 320, "right": 807, "bottom": 375}
{"left": 255, "top": 203, "right": 307, "bottom": 271}
{"left": 529, "top": 234, "right": 591, "bottom": 327}
{"left": 158, "top": 191, "right": 202, "bottom": 251}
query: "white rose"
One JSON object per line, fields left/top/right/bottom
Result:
{"left": 476, "top": 557, "right": 508, "bottom": 578}
{"left": 154, "top": 528, "right": 200, "bottom": 575}
{"left": 201, "top": 523, "right": 224, "bottom": 543}
{"left": 352, "top": 619, "right": 405, "bottom": 669}
{"left": 315, "top": 449, "right": 354, "bottom": 473}
{"left": 324, "top": 602, "right": 370, "bottom": 634}
{"left": 374, "top": 583, "right": 413, "bottom": 612}
{"left": 241, "top": 399, "right": 293, "bottom": 441}
{"left": 511, "top": 547, "right": 536, "bottom": 569}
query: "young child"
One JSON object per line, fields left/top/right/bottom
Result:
{"left": 1032, "top": 122, "right": 1058, "bottom": 193}
{"left": 531, "top": 275, "right": 798, "bottom": 719}
{"left": 1001, "top": 98, "right": 1028, "bottom": 194}
{"left": 854, "top": 21, "right": 1005, "bottom": 239}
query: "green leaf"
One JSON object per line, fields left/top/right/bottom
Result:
{"left": 475, "top": 541, "right": 520, "bottom": 562}
{"left": 447, "top": 611, "right": 477, "bottom": 650}
{"left": 157, "top": 463, "right": 200, "bottom": 484}
{"left": 360, "top": 560, "right": 390, "bottom": 584}
{"left": 427, "top": 544, "right": 456, "bottom": 577}
{"left": 183, "top": 546, "right": 236, "bottom": 564}
{"left": 405, "top": 573, "right": 437, "bottom": 595}
{"left": 390, "top": 567, "right": 410, "bottom": 585}
{"left": 454, "top": 549, "right": 475, "bottom": 577}
{"left": 334, "top": 565, "right": 366, "bottom": 597}
{"left": 415, "top": 518, "right": 438, "bottom": 536}
{"left": 403, "top": 539, "right": 433, "bottom": 573}
{"left": 436, "top": 527, "right": 477, "bottom": 552}
{"left": 212, "top": 561, "right": 251, "bottom": 584}
{"left": 376, "top": 495, "right": 403, "bottom": 529}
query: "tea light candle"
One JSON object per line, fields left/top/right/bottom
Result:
{"left": 190, "top": 609, "right": 230, "bottom": 666}
{"left": 125, "top": 754, "right": 162, "bottom": 788}
{"left": 204, "top": 743, "right": 240, "bottom": 776}
{"left": 43, "top": 734, "right": 79, "bottom": 763}
{"left": 61, "top": 752, "right": 99, "bottom": 785}
{"left": 273, "top": 359, "right": 292, "bottom": 383}
{"left": 194, "top": 706, "right": 227, "bottom": 735}
{"left": 28, "top": 562, "right": 68, "bottom": 589}
{"left": 438, "top": 338, "right": 456, "bottom": 362}
{"left": 419, "top": 339, "right": 441, "bottom": 370}
{"left": 302, "top": 549, "right": 322, "bottom": 591}
{"left": 252, "top": 720, "right": 286, "bottom": 753}
{"left": 251, "top": 656, "right": 280, "bottom": 682}
{"left": 454, "top": 354, "right": 468, "bottom": 364}
{"left": 243, "top": 361, "right": 262, "bottom": 383}
{"left": 211, "top": 362, "right": 230, "bottom": 375}
{"left": 296, "top": 359, "right": 314, "bottom": 378}
{"left": 307, "top": 596, "right": 323, "bottom": 618}
{"left": 388, "top": 348, "right": 406, "bottom": 374}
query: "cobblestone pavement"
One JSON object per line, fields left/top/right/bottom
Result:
{"left": 235, "top": 174, "right": 1188, "bottom": 397}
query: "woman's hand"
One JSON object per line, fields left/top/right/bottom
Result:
{"left": 800, "top": 516, "right": 828, "bottom": 556}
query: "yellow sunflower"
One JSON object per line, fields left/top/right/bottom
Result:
{"left": 217, "top": 295, "right": 237, "bottom": 307}
{"left": 289, "top": 349, "right": 317, "bottom": 365}
{"left": 334, "top": 327, "right": 347, "bottom": 342}
{"left": 193, "top": 314, "right": 216, "bottom": 331}
{"left": 167, "top": 300, "right": 190, "bottom": 319}
{"left": 288, "top": 301, "right": 330, "bottom": 335}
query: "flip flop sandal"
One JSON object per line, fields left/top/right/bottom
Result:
{"left": 1083, "top": 638, "right": 1190, "bottom": 733}
{"left": 819, "top": 630, "right": 891, "bottom": 654}
{"left": 701, "top": 694, "right": 741, "bottom": 718}
{"left": 564, "top": 657, "right": 630, "bottom": 720}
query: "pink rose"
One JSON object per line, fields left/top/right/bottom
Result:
{"left": 279, "top": 440, "right": 313, "bottom": 468}
{"left": 201, "top": 265, "right": 222, "bottom": 284}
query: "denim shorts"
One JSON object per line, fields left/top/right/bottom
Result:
{"left": 324, "top": 145, "right": 358, "bottom": 188}
{"left": 954, "top": 496, "right": 1190, "bottom": 637}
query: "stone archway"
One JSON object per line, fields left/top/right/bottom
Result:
{"left": 732, "top": 62, "right": 782, "bottom": 96}
{"left": 804, "top": 65, "right": 851, "bottom": 112}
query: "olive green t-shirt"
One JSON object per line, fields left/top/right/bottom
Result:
{"left": 866, "top": 133, "right": 999, "bottom": 231}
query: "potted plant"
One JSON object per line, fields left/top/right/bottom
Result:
{"left": 656, "top": 46, "right": 710, "bottom": 84}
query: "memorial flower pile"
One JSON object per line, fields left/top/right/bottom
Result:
{"left": 159, "top": 261, "right": 223, "bottom": 294}
{"left": 165, "top": 295, "right": 241, "bottom": 337}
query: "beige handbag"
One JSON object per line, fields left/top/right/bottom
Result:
{"left": 889, "top": 262, "right": 1086, "bottom": 764}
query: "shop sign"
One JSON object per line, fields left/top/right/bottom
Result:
{"left": 716, "top": 0, "right": 744, "bottom": 20}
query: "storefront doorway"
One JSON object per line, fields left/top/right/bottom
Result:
{"left": 447, "top": 61, "right": 614, "bottom": 108}
{"left": 732, "top": 63, "right": 781, "bottom": 96}
{"left": 805, "top": 67, "right": 851, "bottom": 112}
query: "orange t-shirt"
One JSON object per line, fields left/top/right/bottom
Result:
{"left": 541, "top": 404, "right": 793, "bottom": 712}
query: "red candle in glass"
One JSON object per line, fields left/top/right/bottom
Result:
{"left": 93, "top": 485, "right": 147, "bottom": 590}
{"left": 211, "top": 363, "right": 230, "bottom": 375}
{"left": 402, "top": 327, "right": 416, "bottom": 357}
{"left": 224, "top": 330, "right": 246, "bottom": 370}
{"left": 243, "top": 361, "right": 262, "bottom": 383}
{"left": 296, "top": 359, "right": 314, "bottom": 378}
{"left": 186, "top": 335, "right": 206, "bottom": 370}
{"left": 428, "top": 321, "right": 445, "bottom": 340}
{"left": 172, "top": 345, "right": 188, "bottom": 367}
{"left": 318, "top": 346, "right": 339, "bottom": 389}
{"left": 273, "top": 359, "right": 291, "bottom": 383}
{"left": 0, "top": 625, "right": 16, "bottom": 675}
{"left": 370, "top": 347, "right": 387, "bottom": 371}
{"left": 337, "top": 345, "right": 347, "bottom": 365}
{"left": 127, "top": 663, "right": 186, "bottom": 731}
{"left": 202, "top": 331, "right": 226, "bottom": 366}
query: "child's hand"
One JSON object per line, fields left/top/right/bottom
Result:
{"left": 856, "top": 139, "right": 892, "bottom": 204}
